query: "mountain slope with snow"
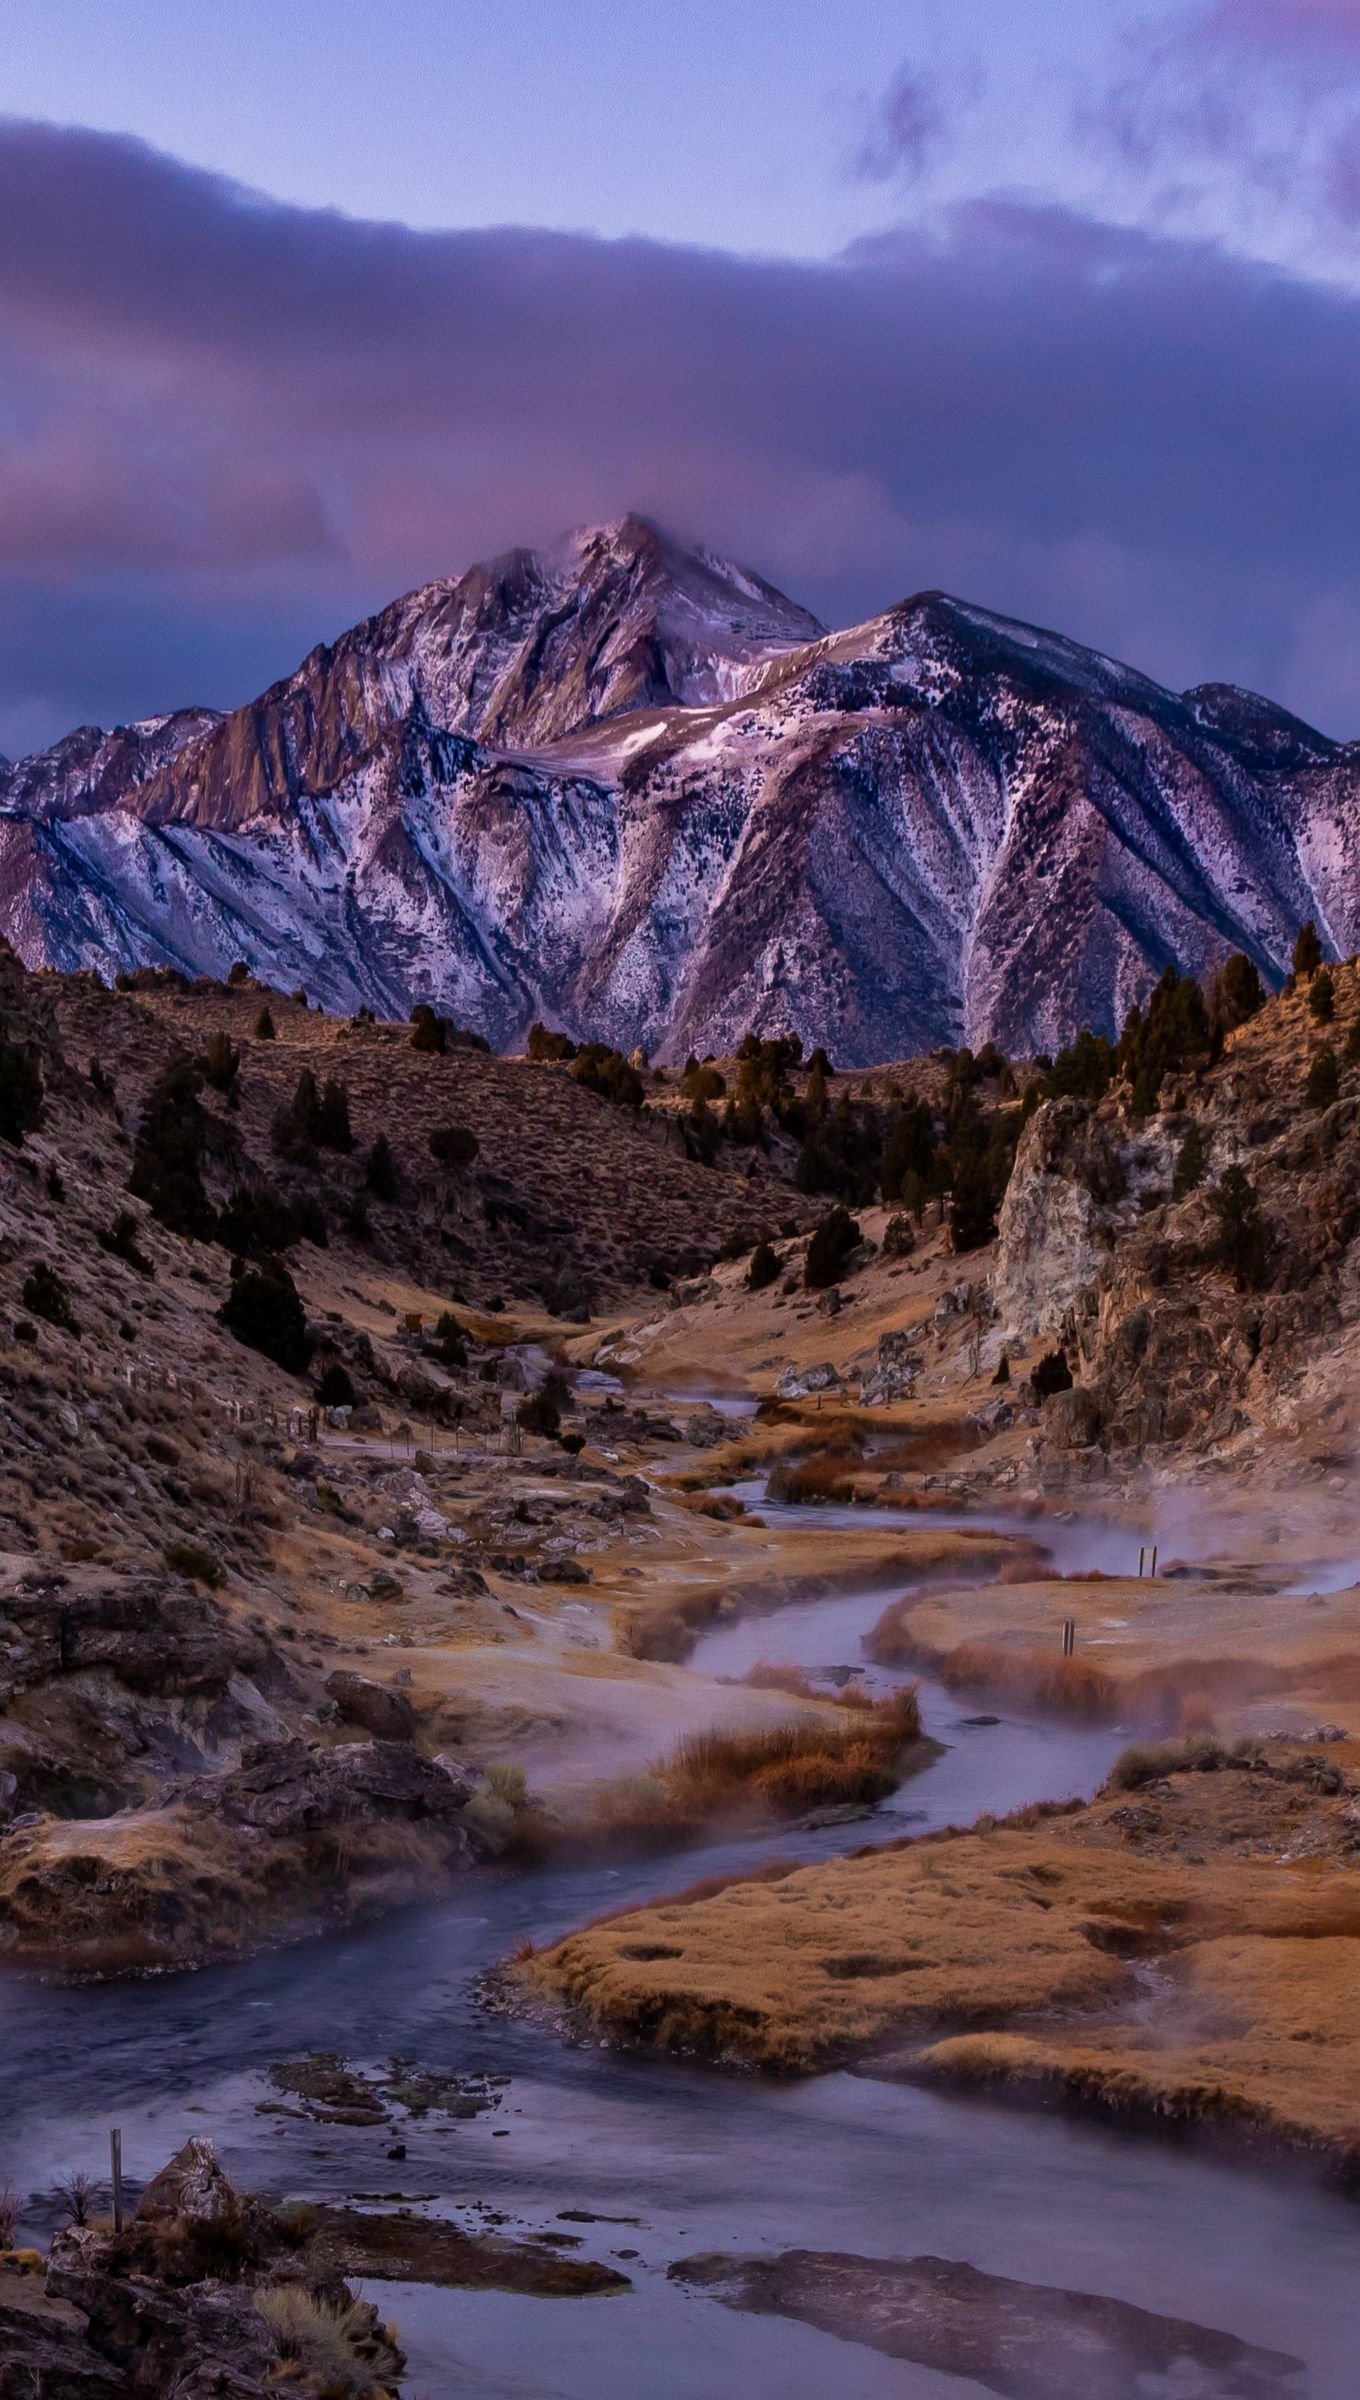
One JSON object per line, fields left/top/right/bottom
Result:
{"left": 1, "top": 517, "right": 1356, "bottom": 1061}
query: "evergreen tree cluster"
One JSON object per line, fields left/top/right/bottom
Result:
{"left": 569, "top": 1043, "right": 644, "bottom": 1107}
{"left": 272, "top": 1069, "right": 354, "bottom": 1165}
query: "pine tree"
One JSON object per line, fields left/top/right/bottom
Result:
{"left": 364, "top": 1133, "right": 398, "bottom": 1201}
{"left": 315, "top": 1078, "right": 354, "bottom": 1150}
{"left": 1210, "top": 953, "right": 1265, "bottom": 1034}
{"left": 1309, "top": 968, "right": 1335, "bottom": 1023}
{"left": 1211, "top": 1166, "right": 1267, "bottom": 1291}
{"left": 1171, "top": 1122, "right": 1207, "bottom": 1199}
{"left": 1292, "top": 921, "right": 1323, "bottom": 981}
{"left": 747, "top": 1239, "right": 780, "bottom": 1291}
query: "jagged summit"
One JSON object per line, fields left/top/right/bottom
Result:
{"left": 0, "top": 520, "right": 1355, "bottom": 1061}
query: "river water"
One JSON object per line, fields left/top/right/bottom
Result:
{"left": 1, "top": 1490, "right": 1356, "bottom": 2395}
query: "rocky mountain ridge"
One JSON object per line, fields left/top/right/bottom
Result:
{"left": 2, "top": 515, "right": 1358, "bottom": 1060}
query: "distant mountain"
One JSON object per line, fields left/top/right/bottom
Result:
{"left": 1, "top": 513, "right": 1355, "bottom": 1061}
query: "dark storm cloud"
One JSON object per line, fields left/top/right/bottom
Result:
{"left": 4, "top": 116, "right": 1360, "bottom": 750}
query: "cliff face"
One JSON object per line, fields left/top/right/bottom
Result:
{"left": 3, "top": 516, "right": 1359, "bottom": 1061}
{"left": 993, "top": 969, "right": 1360, "bottom": 1460}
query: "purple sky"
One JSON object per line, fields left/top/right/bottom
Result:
{"left": 5, "top": 0, "right": 1360, "bottom": 751}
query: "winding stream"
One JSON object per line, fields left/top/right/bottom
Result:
{"left": 2, "top": 1490, "right": 1356, "bottom": 2395}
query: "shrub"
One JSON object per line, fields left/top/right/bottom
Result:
{"left": 804, "top": 1204, "right": 860, "bottom": 1288}
{"left": 527, "top": 1022, "right": 577, "bottom": 1062}
{"left": 410, "top": 1002, "right": 448, "bottom": 1053}
{"left": 561, "top": 1430, "right": 586, "bottom": 1457}
{"left": 570, "top": 1043, "right": 644, "bottom": 1107}
{"left": 316, "top": 1363, "right": 356, "bottom": 1408}
{"left": 227, "top": 960, "right": 251, "bottom": 986}
{"left": 1210, "top": 1165, "right": 1267, "bottom": 1290}
{"left": 52, "top": 2171, "right": 98, "bottom": 2227}
{"left": 484, "top": 1760, "right": 529, "bottom": 1808}
{"left": 163, "top": 1540, "right": 224, "bottom": 1587}
{"left": 1292, "top": 920, "right": 1323, "bottom": 980}
{"left": 428, "top": 1123, "right": 480, "bottom": 1170}
{"left": 364, "top": 1133, "right": 398, "bottom": 1200}
{"left": 1031, "top": 1349, "right": 1073, "bottom": 1399}
{"left": 218, "top": 1257, "right": 314, "bottom": 1375}
{"left": 343, "top": 1190, "right": 373, "bottom": 1242}
{"left": 882, "top": 1094, "right": 935, "bottom": 1195}
{"left": 881, "top": 1212, "right": 915, "bottom": 1258}
{"left": 197, "top": 1030, "right": 240, "bottom": 1095}
{"left": 45, "top": 1162, "right": 64, "bottom": 1202}
{"left": 681, "top": 1098, "right": 722, "bottom": 1164}
{"left": 256, "top": 2286, "right": 398, "bottom": 2399}
{"left": 273, "top": 1068, "right": 351, "bottom": 1161}
{"left": 948, "top": 1153, "right": 998, "bottom": 1253}
{"left": 254, "top": 1006, "right": 276, "bottom": 1039}
{"left": 431, "top": 1310, "right": 467, "bottom": 1369}
{"left": 129, "top": 1053, "right": 216, "bottom": 1239}
{"left": 0, "top": 1035, "right": 43, "bottom": 1147}
{"left": 315, "top": 1079, "right": 354, "bottom": 1150}
{"left": 1171, "top": 1123, "right": 1207, "bottom": 1198}
{"left": 21, "top": 1262, "right": 78, "bottom": 1333}
{"left": 747, "top": 1239, "right": 781, "bottom": 1291}
{"left": 1309, "top": 968, "right": 1336, "bottom": 1023}
{"left": 216, "top": 1183, "right": 319, "bottom": 1257}
{"left": 98, "top": 1210, "right": 154, "bottom": 1275}
{"left": 517, "top": 1390, "right": 562, "bottom": 1439}
{"left": 1306, "top": 1044, "right": 1340, "bottom": 1109}
{"left": 682, "top": 1061, "right": 726, "bottom": 1101}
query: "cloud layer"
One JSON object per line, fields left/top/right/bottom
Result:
{"left": 4, "top": 116, "right": 1360, "bottom": 749}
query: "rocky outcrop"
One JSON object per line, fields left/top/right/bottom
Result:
{"left": 992, "top": 1099, "right": 1180, "bottom": 1345}
{"left": 13, "top": 2142, "right": 404, "bottom": 2400}
{"left": 859, "top": 1330, "right": 923, "bottom": 1404}
{"left": 0, "top": 1573, "right": 278, "bottom": 1702}
{"left": 195, "top": 1735, "right": 477, "bottom": 1839}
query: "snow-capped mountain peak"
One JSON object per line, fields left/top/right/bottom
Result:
{"left": 0, "top": 521, "right": 1354, "bottom": 1063}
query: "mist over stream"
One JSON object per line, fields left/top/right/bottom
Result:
{"left": 3, "top": 1485, "right": 1357, "bottom": 2396}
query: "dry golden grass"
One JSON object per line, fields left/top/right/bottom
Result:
{"left": 616, "top": 1524, "right": 1037, "bottom": 1664}
{"left": 915, "top": 1928, "right": 1360, "bottom": 2156}
{"left": 766, "top": 1447, "right": 865, "bottom": 1504}
{"left": 523, "top": 1746, "right": 1360, "bottom": 2165}
{"left": 569, "top": 1692, "right": 927, "bottom": 1854}
{"left": 663, "top": 1691, "right": 921, "bottom": 1815}
{"left": 868, "top": 1594, "right": 1293, "bottom": 1731}
{"left": 739, "top": 1659, "right": 877, "bottom": 1709}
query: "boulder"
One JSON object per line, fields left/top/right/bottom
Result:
{"left": 135, "top": 2138, "right": 239, "bottom": 2236}
{"left": 199, "top": 1737, "right": 476, "bottom": 1837}
{"left": 775, "top": 1362, "right": 841, "bottom": 1399}
{"left": 325, "top": 1671, "right": 417, "bottom": 1743}
{"left": 859, "top": 1330, "right": 923, "bottom": 1405}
